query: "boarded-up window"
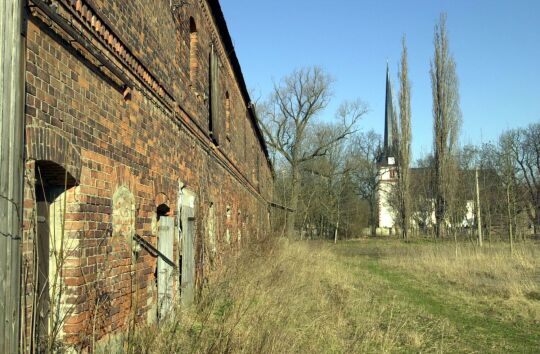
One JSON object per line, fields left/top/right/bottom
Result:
{"left": 225, "top": 91, "right": 231, "bottom": 140}
{"left": 209, "top": 44, "right": 222, "bottom": 144}
{"left": 189, "top": 18, "right": 198, "bottom": 83}
{"left": 112, "top": 186, "right": 136, "bottom": 250}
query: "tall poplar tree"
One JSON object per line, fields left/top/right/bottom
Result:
{"left": 430, "top": 14, "right": 461, "bottom": 238}
{"left": 398, "top": 36, "right": 412, "bottom": 240}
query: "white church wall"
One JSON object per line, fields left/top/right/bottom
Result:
{"left": 377, "top": 165, "right": 397, "bottom": 229}
{"left": 378, "top": 189, "right": 395, "bottom": 228}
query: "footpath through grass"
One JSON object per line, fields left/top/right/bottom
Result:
{"left": 335, "top": 239, "right": 540, "bottom": 353}
{"left": 108, "top": 238, "right": 540, "bottom": 354}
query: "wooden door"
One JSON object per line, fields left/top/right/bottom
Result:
{"left": 181, "top": 206, "right": 195, "bottom": 306}
{"left": 36, "top": 196, "right": 50, "bottom": 349}
{"left": 157, "top": 216, "right": 174, "bottom": 320}
{"left": 35, "top": 185, "right": 63, "bottom": 350}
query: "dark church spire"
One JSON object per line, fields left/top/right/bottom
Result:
{"left": 383, "top": 63, "right": 395, "bottom": 161}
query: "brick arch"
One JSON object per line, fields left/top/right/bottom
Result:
{"left": 152, "top": 174, "right": 176, "bottom": 210}
{"left": 155, "top": 193, "right": 170, "bottom": 209}
{"left": 26, "top": 125, "right": 82, "bottom": 184}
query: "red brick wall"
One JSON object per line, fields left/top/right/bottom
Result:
{"left": 22, "top": 0, "right": 273, "bottom": 350}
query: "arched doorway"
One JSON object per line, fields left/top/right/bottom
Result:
{"left": 34, "top": 160, "right": 77, "bottom": 351}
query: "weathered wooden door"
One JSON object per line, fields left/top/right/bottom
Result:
{"left": 35, "top": 185, "right": 65, "bottom": 350}
{"left": 36, "top": 195, "right": 50, "bottom": 349}
{"left": 181, "top": 206, "right": 195, "bottom": 306}
{"left": 157, "top": 216, "right": 174, "bottom": 320}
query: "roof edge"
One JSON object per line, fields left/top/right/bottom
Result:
{"left": 206, "top": 0, "right": 273, "bottom": 173}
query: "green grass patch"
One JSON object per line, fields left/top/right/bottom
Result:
{"left": 336, "top": 239, "right": 540, "bottom": 353}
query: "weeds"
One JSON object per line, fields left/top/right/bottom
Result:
{"left": 113, "top": 240, "right": 430, "bottom": 353}
{"left": 101, "top": 238, "right": 540, "bottom": 353}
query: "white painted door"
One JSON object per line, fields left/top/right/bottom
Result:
{"left": 181, "top": 205, "right": 195, "bottom": 306}
{"left": 157, "top": 216, "right": 174, "bottom": 320}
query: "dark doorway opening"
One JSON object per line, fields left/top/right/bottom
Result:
{"left": 156, "top": 203, "right": 171, "bottom": 221}
{"left": 34, "top": 160, "right": 77, "bottom": 352}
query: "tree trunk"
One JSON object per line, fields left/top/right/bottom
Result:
{"left": 286, "top": 165, "right": 300, "bottom": 238}
{"left": 369, "top": 195, "right": 377, "bottom": 236}
{"left": 475, "top": 169, "right": 483, "bottom": 247}
{"left": 535, "top": 194, "right": 540, "bottom": 235}
{"left": 507, "top": 185, "right": 514, "bottom": 254}
{"left": 319, "top": 215, "right": 323, "bottom": 239}
{"left": 435, "top": 195, "right": 445, "bottom": 239}
{"left": 334, "top": 203, "right": 340, "bottom": 244}
{"left": 487, "top": 205, "right": 492, "bottom": 243}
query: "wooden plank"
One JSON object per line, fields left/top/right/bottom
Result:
{"left": 36, "top": 200, "right": 50, "bottom": 347}
{"left": 157, "top": 217, "right": 174, "bottom": 320}
{"left": 181, "top": 202, "right": 195, "bottom": 306}
{"left": 0, "top": 0, "right": 24, "bottom": 352}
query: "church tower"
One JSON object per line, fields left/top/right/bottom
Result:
{"left": 377, "top": 64, "right": 398, "bottom": 231}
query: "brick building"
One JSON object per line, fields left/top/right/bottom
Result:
{"left": 21, "top": 0, "right": 273, "bottom": 350}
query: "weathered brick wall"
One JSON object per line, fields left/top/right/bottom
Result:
{"left": 22, "top": 0, "right": 273, "bottom": 350}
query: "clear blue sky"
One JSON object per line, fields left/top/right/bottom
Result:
{"left": 220, "top": 0, "right": 540, "bottom": 161}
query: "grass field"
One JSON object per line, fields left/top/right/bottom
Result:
{"left": 118, "top": 238, "right": 540, "bottom": 353}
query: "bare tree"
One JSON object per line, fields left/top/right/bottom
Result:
{"left": 510, "top": 124, "right": 540, "bottom": 234}
{"left": 477, "top": 142, "right": 504, "bottom": 241}
{"left": 397, "top": 36, "right": 412, "bottom": 240}
{"left": 258, "top": 67, "right": 367, "bottom": 238}
{"left": 306, "top": 137, "right": 350, "bottom": 242}
{"left": 410, "top": 155, "right": 437, "bottom": 236}
{"left": 497, "top": 132, "right": 520, "bottom": 251}
{"left": 297, "top": 133, "right": 368, "bottom": 241}
{"left": 430, "top": 14, "right": 461, "bottom": 239}
{"left": 350, "top": 131, "right": 383, "bottom": 236}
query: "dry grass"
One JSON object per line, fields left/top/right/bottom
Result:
{"left": 99, "top": 238, "right": 540, "bottom": 353}
{"left": 378, "top": 240, "right": 540, "bottom": 325}
{"left": 111, "top": 239, "right": 445, "bottom": 353}
{"left": 338, "top": 238, "right": 540, "bottom": 352}
{"left": 381, "top": 240, "right": 540, "bottom": 298}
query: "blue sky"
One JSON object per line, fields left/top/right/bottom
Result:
{"left": 220, "top": 0, "right": 540, "bottom": 161}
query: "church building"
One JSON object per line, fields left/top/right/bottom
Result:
{"left": 375, "top": 65, "right": 477, "bottom": 235}
{"left": 377, "top": 65, "right": 398, "bottom": 232}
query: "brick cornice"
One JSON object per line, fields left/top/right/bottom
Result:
{"left": 64, "top": 0, "right": 171, "bottom": 102}
{"left": 29, "top": 0, "right": 270, "bottom": 206}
